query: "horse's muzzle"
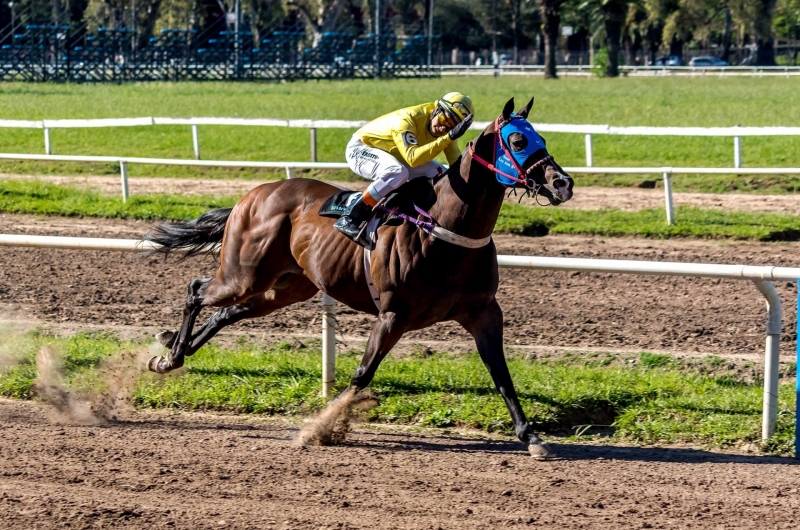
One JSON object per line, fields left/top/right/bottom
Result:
{"left": 543, "top": 175, "right": 573, "bottom": 205}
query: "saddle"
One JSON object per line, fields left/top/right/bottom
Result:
{"left": 318, "top": 178, "right": 438, "bottom": 246}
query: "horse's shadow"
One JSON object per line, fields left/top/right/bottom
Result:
{"left": 349, "top": 433, "right": 796, "bottom": 465}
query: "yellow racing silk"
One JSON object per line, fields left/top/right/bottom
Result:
{"left": 355, "top": 102, "right": 462, "bottom": 168}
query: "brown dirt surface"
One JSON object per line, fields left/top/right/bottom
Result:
{"left": 1, "top": 398, "right": 798, "bottom": 530}
{"left": 5, "top": 173, "right": 800, "bottom": 214}
{"left": 0, "top": 213, "right": 797, "bottom": 360}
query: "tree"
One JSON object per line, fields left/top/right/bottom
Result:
{"left": 774, "top": 0, "right": 800, "bottom": 63}
{"left": 85, "top": 0, "right": 165, "bottom": 48}
{"left": 581, "top": 0, "right": 637, "bottom": 76}
{"left": 287, "top": 0, "right": 351, "bottom": 44}
{"left": 536, "top": 0, "right": 565, "bottom": 77}
{"left": 751, "top": 0, "right": 778, "bottom": 64}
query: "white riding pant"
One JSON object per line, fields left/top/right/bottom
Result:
{"left": 345, "top": 134, "right": 446, "bottom": 201}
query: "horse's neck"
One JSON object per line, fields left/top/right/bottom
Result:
{"left": 430, "top": 157, "right": 505, "bottom": 240}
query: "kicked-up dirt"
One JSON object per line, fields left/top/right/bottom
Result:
{"left": 1, "top": 398, "right": 799, "bottom": 530}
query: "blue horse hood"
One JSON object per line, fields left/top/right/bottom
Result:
{"left": 495, "top": 116, "right": 547, "bottom": 186}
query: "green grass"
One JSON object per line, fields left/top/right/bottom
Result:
{"left": 3, "top": 179, "right": 799, "bottom": 240}
{"left": 1, "top": 78, "right": 799, "bottom": 190}
{"left": 0, "top": 330, "right": 793, "bottom": 454}
{"left": 0, "top": 179, "right": 233, "bottom": 220}
{"left": 497, "top": 202, "right": 800, "bottom": 241}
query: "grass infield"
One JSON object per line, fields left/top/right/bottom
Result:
{"left": 1, "top": 78, "right": 799, "bottom": 193}
{"left": 1, "top": 180, "right": 799, "bottom": 241}
{"left": 0, "top": 330, "right": 793, "bottom": 455}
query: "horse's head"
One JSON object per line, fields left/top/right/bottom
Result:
{"left": 469, "top": 97, "right": 574, "bottom": 206}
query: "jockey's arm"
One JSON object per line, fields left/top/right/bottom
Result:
{"left": 391, "top": 125, "right": 454, "bottom": 168}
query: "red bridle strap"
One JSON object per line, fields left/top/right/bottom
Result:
{"left": 467, "top": 141, "right": 528, "bottom": 186}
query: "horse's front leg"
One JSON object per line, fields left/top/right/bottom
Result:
{"left": 297, "top": 310, "right": 406, "bottom": 446}
{"left": 351, "top": 310, "right": 406, "bottom": 389}
{"left": 148, "top": 277, "right": 209, "bottom": 374}
{"left": 460, "top": 299, "right": 556, "bottom": 459}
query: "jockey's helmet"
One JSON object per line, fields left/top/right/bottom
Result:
{"left": 436, "top": 92, "right": 475, "bottom": 126}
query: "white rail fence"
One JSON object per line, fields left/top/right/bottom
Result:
{"left": 0, "top": 233, "right": 797, "bottom": 446}
{"left": 439, "top": 64, "right": 800, "bottom": 78}
{"left": 3, "top": 116, "right": 800, "bottom": 168}
{"left": 1, "top": 152, "right": 799, "bottom": 226}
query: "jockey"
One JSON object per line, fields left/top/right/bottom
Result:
{"left": 334, "top": 92, "right": 475, "bottom": 247}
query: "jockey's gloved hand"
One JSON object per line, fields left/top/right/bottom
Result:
{"left": 448, "top": 114, "right": 474, "bottom": 141}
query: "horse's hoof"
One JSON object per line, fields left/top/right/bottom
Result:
{"left": 147, "top": 356, "right": 168, "bottom": 374}
{"left": 156, "top": 330, "right": 177, "bottom": 349}
{"left": 528, "top": 442, "right": 559, "bottom": 460}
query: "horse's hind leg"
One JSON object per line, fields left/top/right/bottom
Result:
{"left": 150, "top": 210, "right": 302, "bottom": 373}
{"left": 148, "top": 277, "right": 210, "bottom": 373}
{"left": 151, "top": 274, "right": 319, "bottom": 371}
{"left": 159, "top": 275, "right": 320, "bottom": 355}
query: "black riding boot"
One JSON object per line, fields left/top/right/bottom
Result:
{"left": 333, "top": 195, "right": 375, "bottom": 249}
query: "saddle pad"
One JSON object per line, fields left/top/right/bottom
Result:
{"left": 318, "top": 190, "right": 361, "bottom": 219}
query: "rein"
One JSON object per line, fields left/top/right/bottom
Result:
{"left": 467, "top": 116, "right": 553, "bottom": 191}
{"left": 377, "top": 203, "right": 491, "bottom": 249}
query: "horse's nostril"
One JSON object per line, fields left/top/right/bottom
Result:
{"left": 553, "top": 178, "right": 567, "bottom": 189}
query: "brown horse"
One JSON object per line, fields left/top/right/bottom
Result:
{"left": 144, "top": 97, "right": 573, "bottom": 458}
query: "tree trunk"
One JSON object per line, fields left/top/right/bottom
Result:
{"left": 248, "top": 0, "right": 261, "bottom": 45}
{"left": 603, "top": 1, "right": 625, "bottom": 77}
{"left": 511, "top": 0, "right": 521, "bottom": 64}
{"left": 52, "top": 0, "right": 64, "bottom": 24}
{"left": 669, "top": 36, "right": 683, "bottom": 58}
{"left": 721, "top": 7, "right": 732, "bottom": 62}
{"left": 753, "top": 0, "right": 778, "bottom": 65}
{"left": 538, "top": 0, "right": 561, "bottom": 78}
{"left": 138, "top": 0, "right": 164, "bottom": 49}
{"left": 646, "top": 25, "right": 661, "bottom": 65}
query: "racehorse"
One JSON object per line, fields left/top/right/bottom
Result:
{"left": 144, "top": 97, "right": 574, "bottom": 458}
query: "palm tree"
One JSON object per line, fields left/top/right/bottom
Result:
{"left": 581, "top": 0, "right": 636, "bottom": 76}
{"left": 536, "top": 0, "right": 566, "bottom": 77}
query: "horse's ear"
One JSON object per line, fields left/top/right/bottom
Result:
{"left": 516, "top": 97, "right": 534, "bottom": 119}
{"left": 502, "top": 98, "right": 514, "bottom": 121}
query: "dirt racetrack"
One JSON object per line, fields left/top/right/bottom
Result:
{"left": 0, "top": 213, "right": 796, "bottom": 359}
{"left": 2, "top": 213, "right": 800, "bottom": 529}
{"left": 2, "top": 398, "right": 800, "bottom": 530}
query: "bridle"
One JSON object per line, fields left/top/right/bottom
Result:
{"left": 467, "top": 115, "right": 554, "bottom": 192}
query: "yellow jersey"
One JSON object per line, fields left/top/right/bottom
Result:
{"left": 355, "top": 102, "right": 462, "bottom": 168}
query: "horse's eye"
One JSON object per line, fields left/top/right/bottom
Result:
{"left": 509, "top": 133, "right": 528, "bottom": 152}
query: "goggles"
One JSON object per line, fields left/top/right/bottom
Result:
{"left": 436, "top": 100, "right": 469, "bottom": 128}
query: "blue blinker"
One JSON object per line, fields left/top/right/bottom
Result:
{"left": 494, "top": 115, "right": 547, "bottom": 187}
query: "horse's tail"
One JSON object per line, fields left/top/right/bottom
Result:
{"left": 143, "top": 207, "right": 233, "bottom": 260}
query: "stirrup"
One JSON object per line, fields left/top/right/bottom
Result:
{"left": 334, "top": 217, "right": 375, "bottom": 250}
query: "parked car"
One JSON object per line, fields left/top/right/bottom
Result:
{"left": 689, "top": 56, "right": 729, "bottom": 67}
{"left": 653, "top": 55, "right": 685, "bottom": 66}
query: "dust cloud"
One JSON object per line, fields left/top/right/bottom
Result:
{"left": 296, "top": 387, "right": 379, "bottom": 446}
{"left": 33, "top": 346, "right": 148, "bottom": 425}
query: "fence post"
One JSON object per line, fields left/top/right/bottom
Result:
{"left": 321, "top": 293, "right": 337, "bottom": 397}
{"left": 751, "top": 279, "right": 781, "bottom": 440}
{"left": 285, "top": 167, "right": 295, "bottom": 179}
{"left": 191, "top": 124, "right": 201, "bottom": 160}
{"left": 119, "top": 161, "right": 130, "bottom": 202}
{"left": 662, "top": 171, "right": 675, "bottom": 225}
{"left": 796, "top": 280, "right": 799, "bottom": 458}
{"left": 584, "top": 134, "right": 593, "bottom": 167}
{"left": 44, "top": 128, "right": 52, "bottom": 155}
{"left": 733, "top": 125, "right": 742, "bottom": 168}
{"left": 310, "top": 128, "right": 317, "bottom": 162}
